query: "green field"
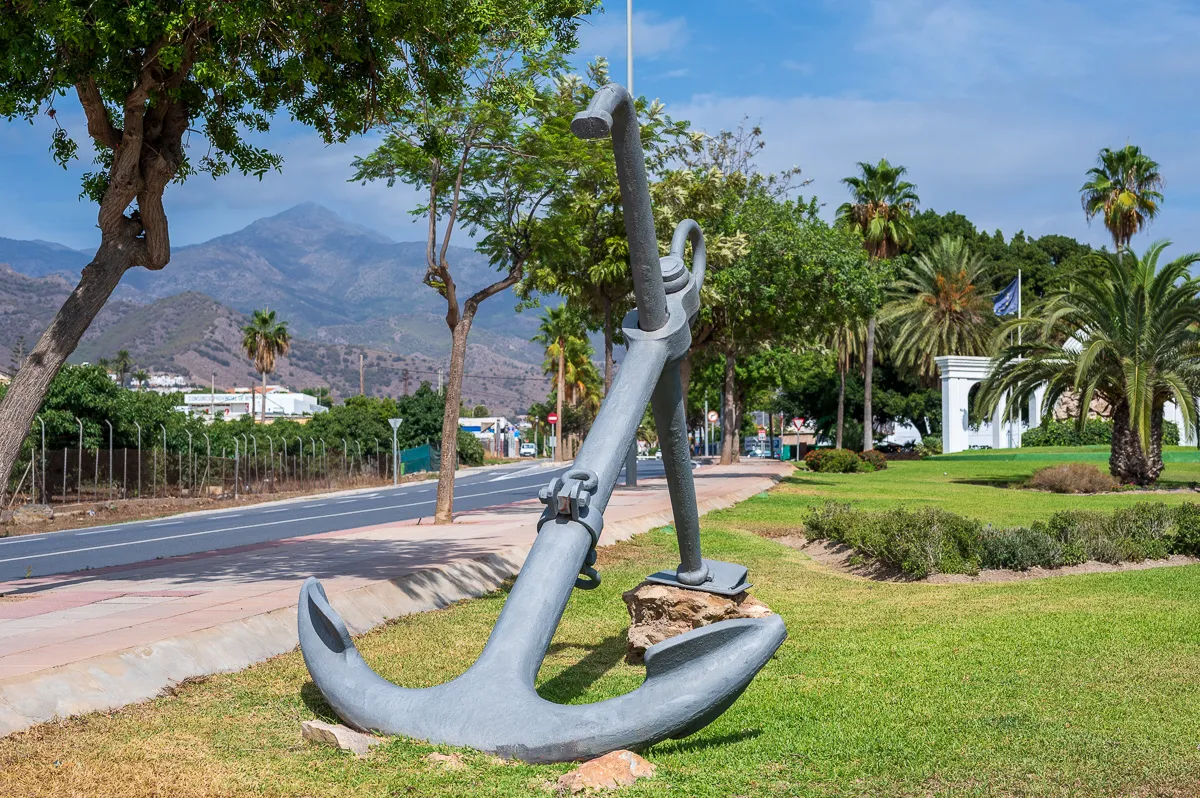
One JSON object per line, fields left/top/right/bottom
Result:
{"left": 4, "top": 448, "right": 1200, "bottom": 796}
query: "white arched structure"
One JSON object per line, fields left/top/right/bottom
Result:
{"left": 934, "top": 355, "right": 1196, "bottom": 453}
{"left": 934, "top": 356, "right": 1045, "bottom": 454}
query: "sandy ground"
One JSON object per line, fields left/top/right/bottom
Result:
{"left": 777, "top": 535, "right": 1200, "bottom": 584}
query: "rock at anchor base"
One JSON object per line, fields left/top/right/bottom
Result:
{"left": 301, "top": 719, "right": 383, "bottom": 757}
{"left": 556, "top": 750, "right": 656, "bottom": 793}
{"left": 622, "top": 580, "right": 774, "bottom": 665}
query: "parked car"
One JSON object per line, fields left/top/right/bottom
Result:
{"left": 519, "top": 442, "right": 537, "bottom": 458}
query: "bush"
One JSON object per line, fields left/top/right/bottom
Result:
{"left": 1027, "top": 463, "right": 1117, "bottom": 494}
{"left": 916, "top": 435, "right": 942, "bottom": 458}
{"left": 858, "top": 450, "right": 888, "bottom": 471}
{"left": 805, "top": 502, "right": 981, "bottom": 577}
{"left": 1023, "top": 419, "right": 1180, "bottom": 447}
{"left": 804, "top": 448, "right": 867, "bottom": 474}
{"left": 1174, "top": 503, "right": 1200, "bottom": 557}
{"left": 455, "top": 428, "right": 485, "bottom": 467}
{"left": 981, "top": 526, "right": 1066, "bottom": 571}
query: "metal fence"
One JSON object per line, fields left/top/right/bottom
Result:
{"left": 11, "top": 443, "right": 439, "bottom": 505}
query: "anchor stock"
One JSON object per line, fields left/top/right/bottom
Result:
{"left": 296, "top": 83, "right": 787, "bottom": 763}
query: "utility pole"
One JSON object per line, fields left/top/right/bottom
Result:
{"left": 389, "top": 418, "right": 404, "bottom": 486}
{"left": 210, "top": 372, "right": 215, "bottom": 418}
{"left": 437, "top": 367, "right": 444, "bottom": 392}
{"left": 359, "top": 353, "right": 365, "bottom": 396}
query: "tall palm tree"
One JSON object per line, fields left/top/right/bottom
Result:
{"left": 979, "top": 242, "right": 1200, "bottom": 485}
{"left": 113, "top": 349, "right": 132, "bottom": 388}
{"left": 1081, "top": 145, "right": 1164, "bottom": 257}
{"left": 837, "top": 158, "right": 919, "bottom": 451}
{"left": 132, "top": 369, "right": 149, "bottom": 391}
{"left": 882, "top": 235, "right": 996, "bottom": 382}
{"left": 241, "top": 309, "right": 292, "bottom": 423}
{"left": 533, "top": 305, "right": 583, "bottom": 462}
{"left": 825, "top": 319, "right": 864, "bottom": 450}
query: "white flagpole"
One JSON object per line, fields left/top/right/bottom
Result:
{"left": 627, "top": 0, "right": 634, "bottom": 96}
{"left": 1017, "top": 268, "right": 1022, "bottom": 346}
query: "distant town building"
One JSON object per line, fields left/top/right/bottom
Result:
{"left": 182, "top": 386, "right": 327, "bottom": 421}
{"left": 458, "top": 416, "right": 519, "bottom": 457}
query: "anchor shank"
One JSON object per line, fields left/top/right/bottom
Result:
{"left": 573, "top": 340, "right": 668, "bottom": 511}
{"left": 649, "top": 359, "right": 707, "bottom": 583}
{"left": 473, "top": 518, "right": 593, "bottom": 685}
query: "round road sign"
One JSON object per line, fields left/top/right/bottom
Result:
{"left": 707, "top": 410, "right": 719, "bottom": 423}
{"left": 547, "top": 412, "right": 559, "bottom": 424}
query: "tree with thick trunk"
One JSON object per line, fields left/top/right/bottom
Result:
{"left": 353, "top": 41, "right": 587, "bottom": 523}
{"left": 980, "top": 242, "right": 1200, "bottom": 486}
{"left": 0, "top": 0, "right": 568, "bottom": 500}
{"left": 720, "top": 350, "right": 739, "bottom": 465}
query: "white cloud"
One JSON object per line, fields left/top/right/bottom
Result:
{"left": 575, "top": 10, "right": 688, "bottom": 64}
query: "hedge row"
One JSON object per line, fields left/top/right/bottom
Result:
{"left": 1023, "top": 419, "right": 1180, "bottom": 447}
{"left": 804, "top": 448, "right": 888, "bottom": 473}
{"left": 804, "top": 501, "right": 1200, "bottom": 578}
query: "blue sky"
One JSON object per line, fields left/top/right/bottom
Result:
{"left": 3, "top": 0, "right": 1199, "bottom": 253}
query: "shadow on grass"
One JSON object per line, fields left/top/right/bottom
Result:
{"left": 300, "top": 680, "right": 339, "bottom": 723}
{"left": 951, "top": 477, "right": 1029, "bottom": 489}
{"left": 538, "top": 634, "right": 628, "bottom": 704}
{"left": 653, "top": 727, "right": 763, "bottom": 754}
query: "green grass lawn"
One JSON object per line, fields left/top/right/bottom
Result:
{"left": 4, "top": 448, "right": 1200, "bottom": 796}
{"left": 766, "top": 446, "right": 1200, "bottom": 527}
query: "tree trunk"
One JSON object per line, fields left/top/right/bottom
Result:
{"left": 0, "top": 249, "right": 127, "bottom": 502}
{"left": 261, "top": 369, "right": 268, "bottom": 423}
{"left": 434, "top": 314, "right": 474, "bottom": 524}
{"left": 1109, "top": 400, "right": 1165, "bottom": 485}
{"left": 555, "top": 342, "right": 565, "bottom": 463}
{"left": 603, "top": 296, "right": 614, "bottom": 396}
{"left": 862, "top": 316, "right": 876, "bottom": 452}
{"left": 836, "top": 362, "right": 846, "bottom": 450}
{"left": 720, "top": 350, "right": 737, "bottom": 465}
{"left": 249, "top": 379, "right": 256, "bottom": 423}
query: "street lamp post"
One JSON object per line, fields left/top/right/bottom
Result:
{"left": 105, "top": 419, "right": 113, "bottom": 500}
{"left": 75, "top": 417, "right": 83, "bottom": 502}
{"left": 133, "top": 421, "right": 142, "bottom": 497}
{"left": 389, "top": 418, "right": 403, "bottom": 487}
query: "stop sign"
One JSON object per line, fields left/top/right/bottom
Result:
{"left": 547, "top": 412, "right": 559, "bottom": 424}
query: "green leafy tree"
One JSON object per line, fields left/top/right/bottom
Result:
{"left": 1080, "top": 145, "right": 1164, "bottom": 253}
{"left": 521, "top": 59, "right": 685, "bottom": 392}
{"left": 132, "top": 369, "right": 149, "bottom": 391}
{"left": 837, "top": 158, "right": 919, "bottom": 451}
{"left": 0, "top": 0, "right": 570, "bottom": 502}
{"left": 882, "top": 235, "right": 996, "bottom": 382}
{"left": 240, "top": 309, "right": 292, "bottom": 423}
{"left": 351, "top": 16, "right": 594, "bottom": 523}
{"left": 980, "top": 242, "right": 1200, "bottom": 485}
{"left": 113, "top": 349, "right": 132, "bottom": 389}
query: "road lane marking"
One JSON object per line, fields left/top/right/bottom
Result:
{"left": 75, "top": 527, "right": 120, "bottom": 536}
{"left": 146, "top": 520, "right": 183, "bottom": 528}
{"left": 0, "top": 486, "right": 532, "bottom": 566}
{"left": 335, "top": 499, "right": 356, "bottom": 504}
{"left": 302, "top": 503, "right": 327, "bottom": 508}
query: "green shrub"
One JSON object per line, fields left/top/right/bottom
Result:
{"left": 981, "top": 526, "right": 1065, "bottom": 571}
{"left": 1027, "top": 463, "right": 1117, "bottom": 494}
{"left": 805, "top": 503, "right": 981, "bottom": 578}
{"left": 1023, "top": 419, "right": 1179, "bottom": 447}
{"left": 804, "top": 448, "right": 867, "bottom": 474}
{"left": 858, "top": 450, "right": 888, "bottom": 471}
{"left": 455, "top": 429, "right": 485, "bottom": 466}
{"left": 1173, "top": 503, "right": 1200, "bottom": 556}
{"left": 916, "top": 435, "right": 942, "bottom": 458}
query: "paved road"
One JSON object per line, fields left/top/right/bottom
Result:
{"left": 0, "top": 459, "right": 671, "bottom": 582}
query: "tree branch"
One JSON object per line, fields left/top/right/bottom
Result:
{"left": 74, "top": 78, "right": 121, "bottom": 150}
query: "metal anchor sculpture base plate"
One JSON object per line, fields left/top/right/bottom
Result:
{"left": 645, "top": 559, "right": 751, "bottom": 596}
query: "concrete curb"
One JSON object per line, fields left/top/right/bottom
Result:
{"left": 0, "top": 466, "right": 785, "bottom": 737}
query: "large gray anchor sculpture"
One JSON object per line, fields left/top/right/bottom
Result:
{"left": 296, "top": 83, "right": 787, "bottom": 764}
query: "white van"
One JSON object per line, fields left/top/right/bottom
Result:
{"left": 519, "top": 442, "right": 537, "bottom": 458}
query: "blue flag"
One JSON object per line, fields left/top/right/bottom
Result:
{"left": 994, "top": 276, "right": 1020, "bottom": 316}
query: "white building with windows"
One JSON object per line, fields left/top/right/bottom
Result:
{"left": 182, "top": 387, "right": 327, "bottom": 421}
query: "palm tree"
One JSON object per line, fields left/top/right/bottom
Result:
{"left": 113, "top": 349, "right": 133, "bottom": 388}
{"left": 132, "top": 369, "right": 149, "bottom": 391}
{"left": 240, "top": 309, "right": 292, "bottom": 423}
{"left": 533, "top": 305, "right": 588, "bottom": 462}
{"left": 1080, "top": 145, "right": 1164, "bottom": 255}
{"left": 825, "top": 319, "right": 864, "bottom": 449}
{"left": 837, "top": 158, "right": 919, "bottom": 451}
{"left": 979, "top": 242, "right": 1200, "bottom": 485}
{"left": 882, "top": 235, "right": 996, "bottom": 382}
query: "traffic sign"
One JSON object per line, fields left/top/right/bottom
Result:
{"left": 792, "top": 417, "right": 804, "bottom": 430}
{"left": 388, "top": 418, "right": 403, "bottom": 431}
{"left": 547, "top": 412, "right": 559, "bottom": 424}
{"left": 757, "top": 427, "right": 766, "bottom": 440}
{"left": 707, "top": 410, "right": 718, "bottom": 423}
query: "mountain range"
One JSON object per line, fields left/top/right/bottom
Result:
{"left": 0, "top": 204, "right": 550, "bottom": 413}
